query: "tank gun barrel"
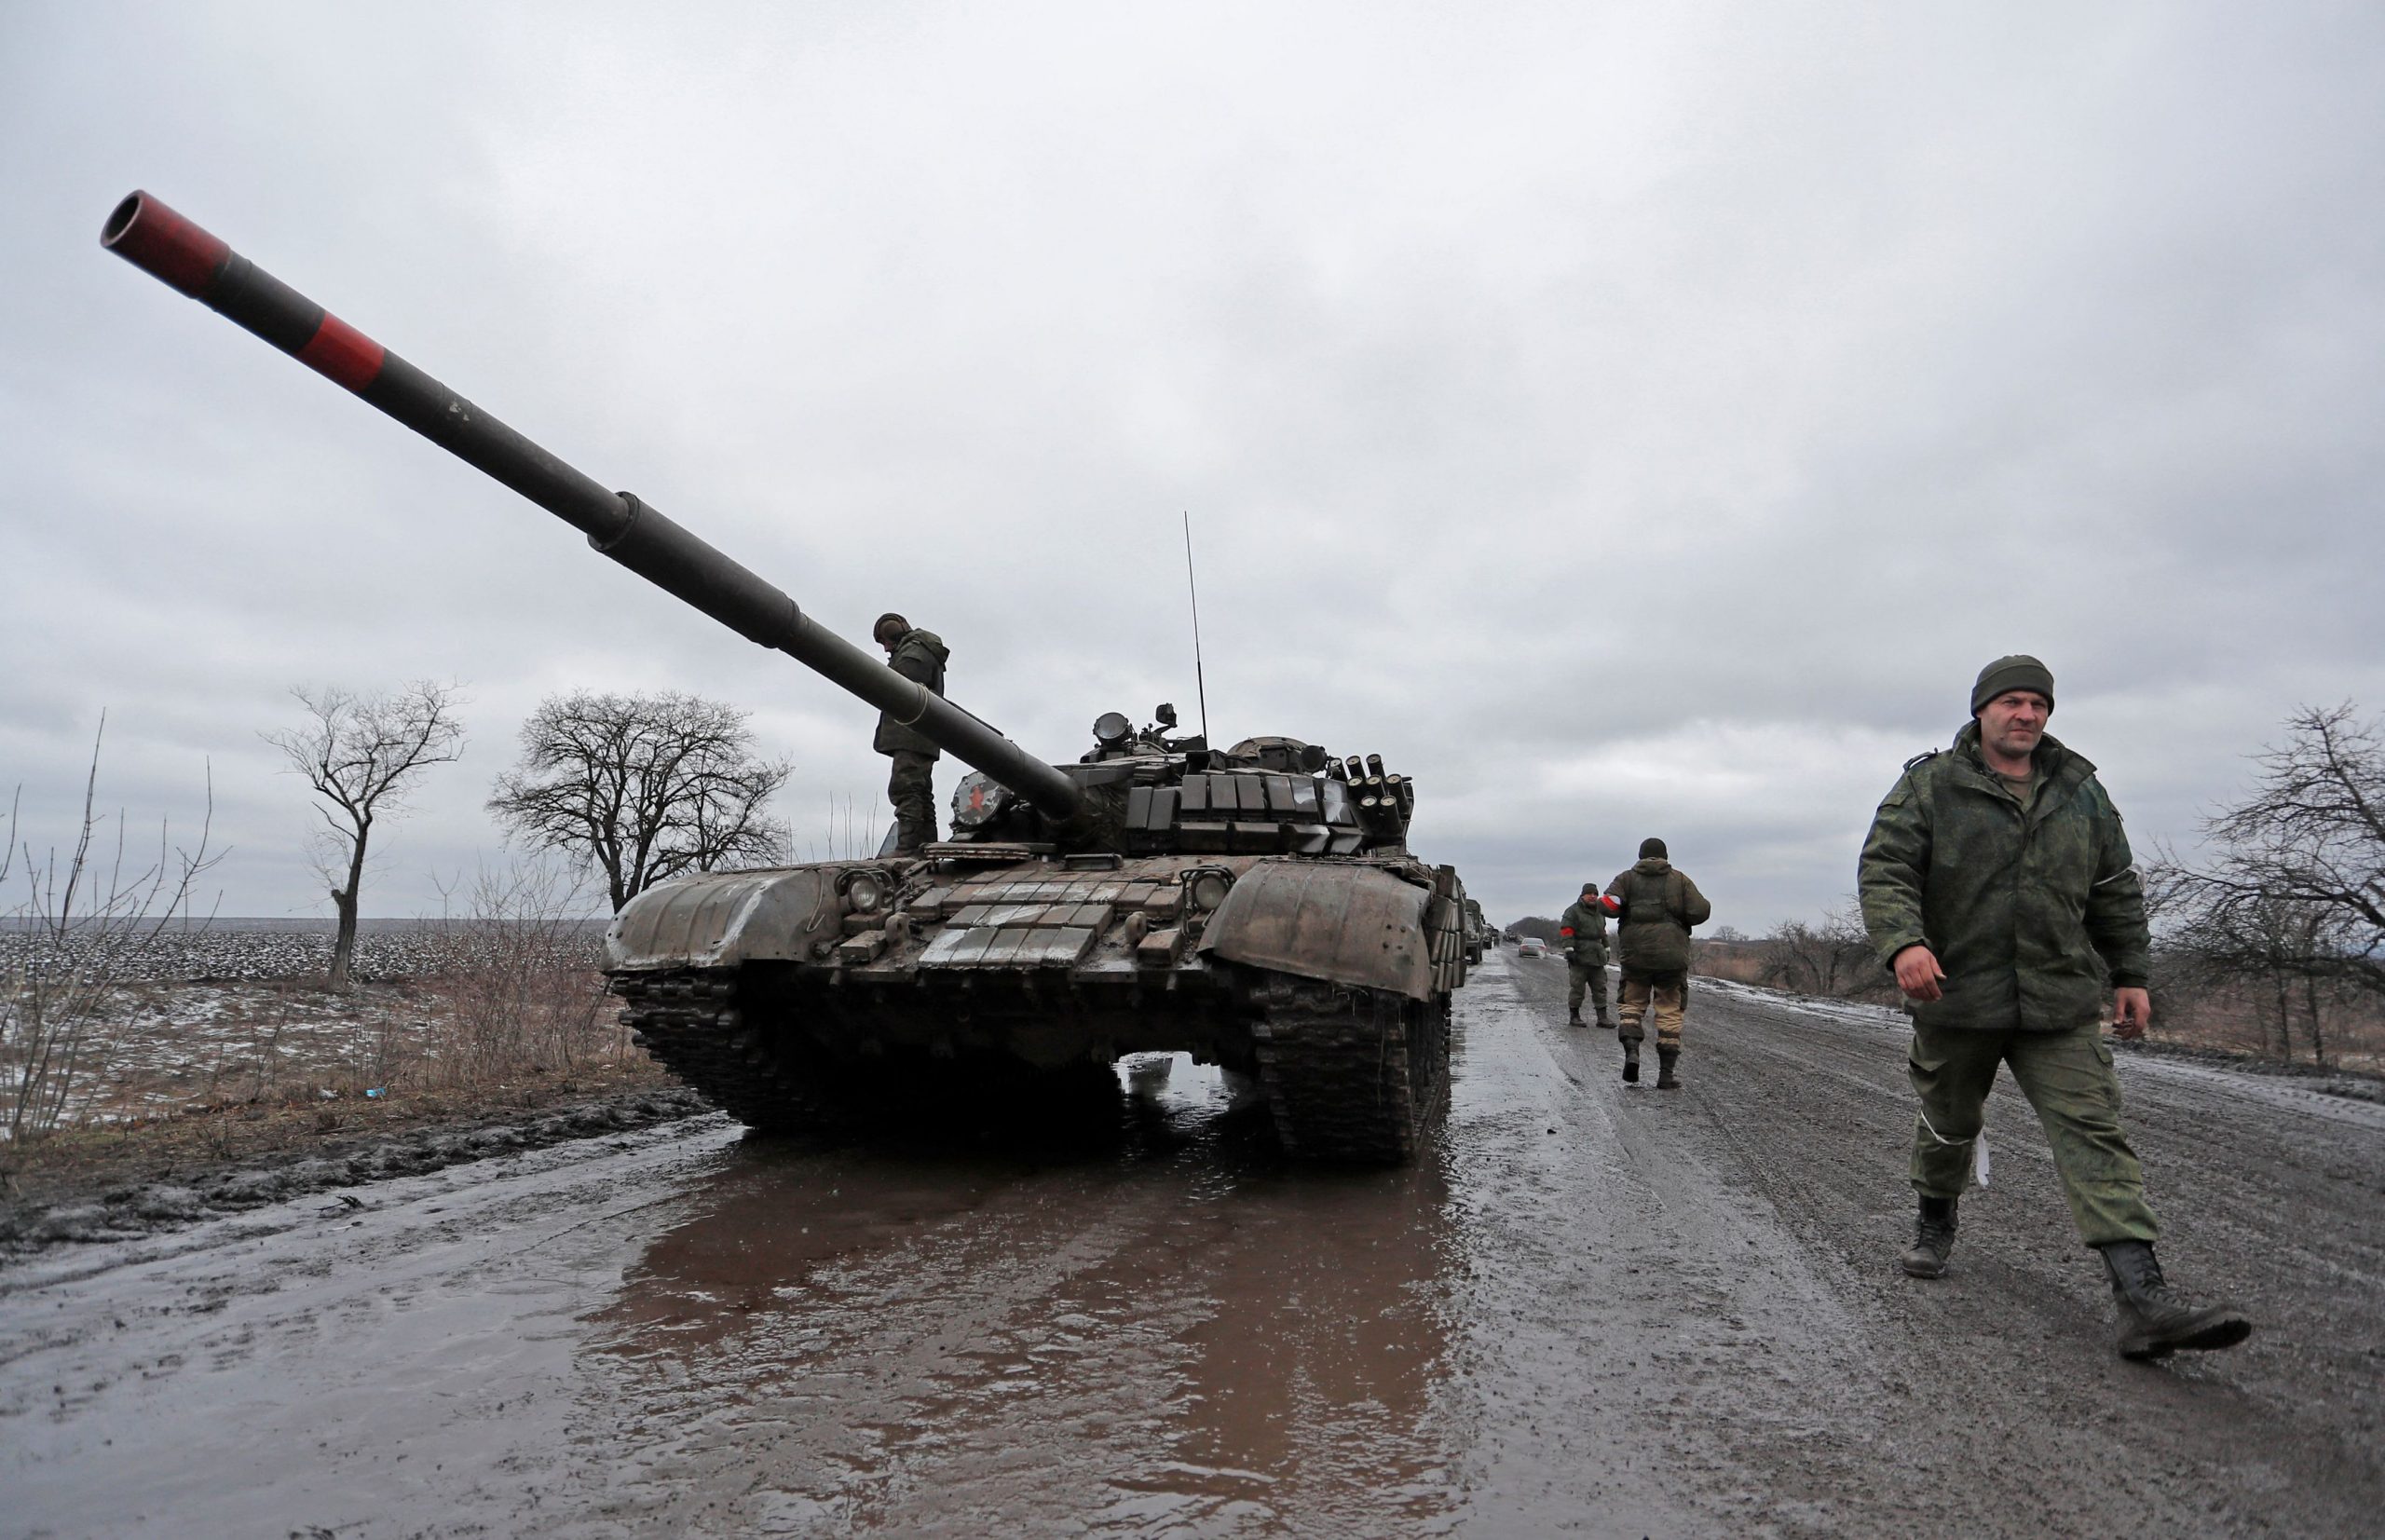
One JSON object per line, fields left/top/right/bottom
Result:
{"left": 100, "top": 191, "right": 1082, "bottom": 824}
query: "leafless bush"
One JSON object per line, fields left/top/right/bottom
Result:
{"left": 2147, "top": 950, "right": 2384, "bottom": 1068}
{"left": 420, "top": 860, "right": 618, "bottom": 1085}
{"left": 1751, "top": 900, "right": 1893, "bottom": 1002}
{"left": 1, "top": 720, "right": 222, "bottom": 1165}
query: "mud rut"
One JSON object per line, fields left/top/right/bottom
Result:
{"left": 4, "top": 952, "right": 2379, "bottom": 1538}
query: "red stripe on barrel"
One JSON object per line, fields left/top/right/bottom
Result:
{"left": 294, "top": 313, "right": 387, "bottom": 391}
{"left": 100, "top": 192, "right": 230, "bottom": 298}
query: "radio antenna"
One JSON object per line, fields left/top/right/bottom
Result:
{"left": 1182, "top": 511, "right": 1210, "bottom": 744}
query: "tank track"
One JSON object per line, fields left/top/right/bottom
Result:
{"left": 621, "top": 965, "right": 1452, "bottom": 1161}
{"left": 1243, "top": 971, "right": 1451, "bottom": 1164}
{"left": 611, "top": 968, "right": 843, "bottom": 1135}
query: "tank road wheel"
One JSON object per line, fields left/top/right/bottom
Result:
{"left": 1243, "top": 970, "right": 1451, "bottom": 1164}
{"left": 612, "top": 969, "right": 847, "bottom": 1136}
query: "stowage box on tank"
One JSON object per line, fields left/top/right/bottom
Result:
{"left": 103, "top": 190, "right": 1472, "bottom": 1162}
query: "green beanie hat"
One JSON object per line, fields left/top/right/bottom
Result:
{"left": 1638, "top": 837, "right": 1668, "bottom": 859}
{"left": 1971, "top": 655, "right": 2054, "bottom": 715}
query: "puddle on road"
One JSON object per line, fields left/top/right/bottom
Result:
{"left": 566, "top": 1053, "right": 1463, "bottom": 1534}
{"left": 13, "top": 1040, "right": 1509, "bottom": 1537}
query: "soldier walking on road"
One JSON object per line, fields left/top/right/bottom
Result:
{"left": 1560, "top": 882, "right": 1619, "bottom": 1029}
{"left": 1607, "top": 839, "right": 1711, "bottom": 1088}
{"left": 1860, "top": 655, "right": 2251, "bottom": 1360}
{"left": 872, "top": 612, "right": 950, "bottom": 855}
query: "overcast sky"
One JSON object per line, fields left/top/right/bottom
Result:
{"left": 5, "top": 2, "right": 2381, "bottom": 930}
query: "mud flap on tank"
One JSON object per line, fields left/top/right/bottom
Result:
{"left": 1198, "top": 861, "right": 1436, "bottom": 1002}
{"left": 606, "top": 867, "right": 844, "bottom": 970}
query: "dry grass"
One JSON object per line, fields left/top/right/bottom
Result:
{"left": 0, "top": 955, "right": 661, "bottom": 1198}
{"left": 2144, "top": 963, "right": 2385, "bottom": 1074}
{"left": 1, "top": 864, "right": 652, "bottom": 1191}
{"left": 8, "top": 961, "right": 640, "bottom": 1123}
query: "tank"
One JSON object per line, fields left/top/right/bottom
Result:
{"left": 102, "top": 190, "right": 1472, "bottom": 1163}
{"left": 1463, "top": 898, "right": 1492, "bottom": 964}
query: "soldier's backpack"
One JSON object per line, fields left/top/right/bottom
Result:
{"left": 1614, "top": 866, "right": 1687, "bottom": 928}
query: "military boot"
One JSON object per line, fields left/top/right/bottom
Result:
{"left": 1567, "top": 1007, "right": 1584, "bottom": 1027}
{"left": 1621, "top": 1040, "right": 1641, "bottom": 1083}
{"left": 2098, "top": 1241, "right": 2253, "bottom": 1360}
{"left": 1901, "top": 1195, "right": 1957, "bottom": 1278}
{"left": 1656, "top": 1048, "right": 1681, "bottom": 1089}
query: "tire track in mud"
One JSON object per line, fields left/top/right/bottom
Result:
{"left": 1504, "top": 951, "right": 2385, "bottom": 1538}
{"left": 1437, "top": 960, "right": 1887, "bottom": 1536}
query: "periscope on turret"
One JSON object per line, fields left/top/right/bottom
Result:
{"left": 102, "top": 190, "right": 1476, "bottom": 1164}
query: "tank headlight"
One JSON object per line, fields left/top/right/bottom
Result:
{"left": 1187, "top": 870, "right": 1232, "bottom": 913}
{"left": 846, "top": 871, "right": 885, "bottom": 914}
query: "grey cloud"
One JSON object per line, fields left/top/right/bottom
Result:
{"left": 4, "top": 2, "right": 2380, "bottom": 932}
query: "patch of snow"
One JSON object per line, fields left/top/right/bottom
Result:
{"left": 1697, "top": 976, "right": 1908, "bottom": 1032}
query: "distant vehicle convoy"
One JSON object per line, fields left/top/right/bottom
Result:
{"left": 1463, "top": 898, "right": 1493, "bottom": 964}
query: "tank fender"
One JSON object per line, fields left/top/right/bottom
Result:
{"left": 1197, "top": 859, "right": 1434, "bottom": 1002}
{"left": 606, "top": 867, "right": 842, "bottom": 971}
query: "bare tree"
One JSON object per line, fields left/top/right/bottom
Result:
{"left": 265, "top": 682, "right": 467, "bottom": 991}
{"left": 2, "top": 718, "right": 223, "bottom": 1160}
{"left": 486, "top": 690, "right": 790, "bottom": 912}
{"left": 2152, "top": 703, "right": 2385, "bottom": 1005}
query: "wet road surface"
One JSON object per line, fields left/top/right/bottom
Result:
{"left": 7, "top": 950, "right": 2382, "bottom": 1537}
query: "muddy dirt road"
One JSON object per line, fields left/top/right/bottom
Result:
{"left": 7, "top": 951, "right": 2382, "bottom": 1537}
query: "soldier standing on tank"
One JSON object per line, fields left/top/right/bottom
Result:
{"left": 1606, "top": 838, "right": 1711, "bottom": 1087}
{"left": 1859, "top": 655, "right": 2251, "bottom": 1360}
{"left": 872, "top": 612, "right": 949, "bottom": 855}
{"left": 1560, "top": 881, "right": 1618, "bottom": 1029}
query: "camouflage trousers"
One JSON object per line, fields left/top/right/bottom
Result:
{"left": 886, "top": 750, "right": 938, "bottom": 854}
{"left": 1907, "top": 1022, "right": 2158, "bottom": 1247}
{"left": 1617, "top": 968, "right": 1687, "bottom": 1049}
{"left": 1566, "top": 958, "right": 1611, "bottom": 1019}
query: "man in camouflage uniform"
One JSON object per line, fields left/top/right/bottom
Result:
{"left": 1860, "top": 655, "right": 2251, "bottom": 1360}
{"left": 1606, "top": 838, "right": 1711, "bottom": 1088}
{"left": 1559, "top": 881, "right": 1618, "bottom": 1029}
{"left": 872, "top": 612, "right": 949, "bottom": 855}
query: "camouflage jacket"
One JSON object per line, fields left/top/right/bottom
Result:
{"left": 1558, "top": 898, "right": 1609, "bottom": 963}
{"left": 872, "top": 629, "right": 949, "bottom": 758}
{"left": 1858, "top": 723, "right": 2150, "bottom": 1032}
{"left": 1603, "top": 859, "right": 1711, "bottom": 972}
